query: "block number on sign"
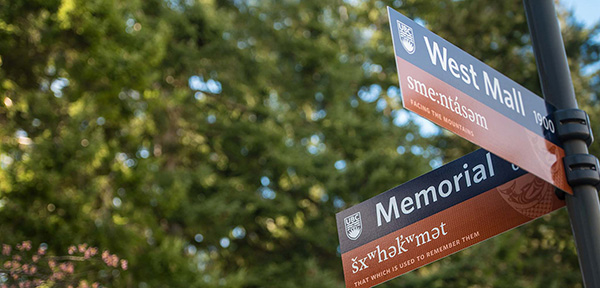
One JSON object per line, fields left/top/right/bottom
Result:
{"left": 532, "top": 110, "right": 555, "bottom": 133}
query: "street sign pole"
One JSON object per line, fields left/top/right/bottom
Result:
{"left": 524, "top": 1, "right": 600, "bottom": 286}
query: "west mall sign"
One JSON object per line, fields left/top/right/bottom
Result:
{"left": 389, "top": 7, "right": 570, "bottom": 194}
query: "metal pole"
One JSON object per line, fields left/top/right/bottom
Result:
{"left": 523, "top": 1, "right": 600, "bottom": 287}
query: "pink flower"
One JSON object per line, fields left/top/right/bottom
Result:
{"left": 3, "top": 261, "right": 11, "bottom": 269}
{"left": 102, "top": 250, "right": 109, "bottom": 261}
{"left": 100, "top": 250, "right": 123, "bottom": 267}
{"left": 112, "top": 255, "right": 119, "bottom": 267}
{"left": 32, "top": 255, "right": 40, "bottom": 263}
{"left": 120, "top": 259, "right": 128, "bottom": 270}
{"left": 68, "top": 246, "right": 76, "bottom": 255}
{"left": 53, "top": 271, "right": 64, "bottom": 280}
{"left": 21, "top": 241, "right": 32, "bottom": 251}
{"left": 78, "top": 244, "right": 87, "bottom": 253}
{"left": 78, "top": 280, "right": 89, "bottom": 288}
{"left": 59, "top": 262, "right": 74, "bottom": 274}
{"left": 2, "top": 244, "right": 11, "bottom": 256}
{"left": 84, "top": 247, "right": 98, "bottom": 259}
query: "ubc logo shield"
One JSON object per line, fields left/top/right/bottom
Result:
{"left": 397, "top": 20, "right": 415, "bottom": 54}
{"left": 344, "top": 212, "right": 362, "bottom": 240}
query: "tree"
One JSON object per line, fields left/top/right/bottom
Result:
{"left": 0, "top": 0, "right": 598, "bottom": 287}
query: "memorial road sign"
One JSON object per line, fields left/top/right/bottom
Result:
{"left": 388, "top": 7, "right": 571, "bottom": 194}
{"left": 336, "top": 149, "right": 565, "bottom": 288}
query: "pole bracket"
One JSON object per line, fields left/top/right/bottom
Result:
{"left": 563, "top": 154, "right": 600, "bottom": 187}
{"left": 553, "top": 109, "right": 594, "bottom": 147}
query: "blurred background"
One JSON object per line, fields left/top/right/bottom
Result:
{"left": 0, "top": 0, "right": 599, "bottom": 287}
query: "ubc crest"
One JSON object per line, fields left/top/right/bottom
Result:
{"left": 397, "top": 20, "right": 415, "bottom": 54}
{"left": 344, "top": 212, "right": 362, "bottom": 241}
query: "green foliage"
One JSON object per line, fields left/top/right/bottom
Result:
{"left": 0, "top": 0, "right": 598, "bottom": 287}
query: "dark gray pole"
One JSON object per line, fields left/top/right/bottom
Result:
{"left": 524, "top": 1, "right": 600, "bottom": 287}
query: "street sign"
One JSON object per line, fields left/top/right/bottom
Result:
{"left": 388, "top": 7, "right": 571, "bottom": 194}
{"left": 336, "top": 149, "right": 564, "bottom": 288}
